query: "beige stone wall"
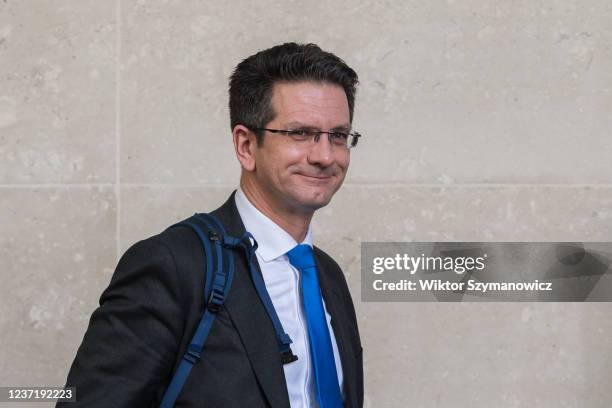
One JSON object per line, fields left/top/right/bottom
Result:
{"left": 1, "top": 1, "right": 611, "bottom": 407}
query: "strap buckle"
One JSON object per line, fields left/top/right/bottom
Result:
{"left": 207, "top": 287, "right": 224, "bottom": 313}
{"left": 208, "top": 231, "right": 223, "bottom": 244}
{"left": 184, "top": 346, "right": 202, "bottom": 364}
{"left": 280, "top": 350, "right": 299, "bottom": 365}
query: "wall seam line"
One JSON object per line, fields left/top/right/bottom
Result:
{"left": 1, "top": 183, "right": 612, "bottom": 189}
{"left": 115, "top": 0, "right": 122, "bottom": 262}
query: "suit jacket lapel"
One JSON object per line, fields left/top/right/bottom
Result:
{"left": 315, "top": 249, "right": 359, "bottom": 408}
{"left": 212, "top": 191, "right": 290, "bottom": 408}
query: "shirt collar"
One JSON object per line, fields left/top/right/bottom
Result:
{"left": 234, "top": 187, "right": 313, "bottom": 263}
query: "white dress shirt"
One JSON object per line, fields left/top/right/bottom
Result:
{"left": 234, "top": 187, "right": 344, "bottom": 408}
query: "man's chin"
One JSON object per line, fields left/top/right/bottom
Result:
{"left": 289, "top": 192, "right": 334, "bottom": 213}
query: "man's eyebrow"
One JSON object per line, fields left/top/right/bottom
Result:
{"left": 284, "top": 121, "right": 316, "bottom": 129}
{"left": 284, "top": 121, "right": 351, "bottom": 130}
{"left": 330, "top": 123, "right": 351, "bottom": 131}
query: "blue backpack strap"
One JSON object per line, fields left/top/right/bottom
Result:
{"left": 194, "top": 214, "right": 233, "bottom": 314}
{"left": 246, "top": 237, "right": 297, "bottom": 363}
{"left": 159, "top": 213, "right": 234, "bottom": 408}
{"left": 220, "top": 230, "right": 298, "bottom": 365}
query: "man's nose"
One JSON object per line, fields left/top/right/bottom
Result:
{"left": 307, "top": 134, "right": 335, "bottom": 167}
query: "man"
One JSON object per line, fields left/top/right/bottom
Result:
{"left": 60, "top": 42, "right": 363, "bottom": 407}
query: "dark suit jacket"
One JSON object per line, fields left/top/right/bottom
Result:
{"left": 60, "top": 191, "right": 363, "bottom": 407}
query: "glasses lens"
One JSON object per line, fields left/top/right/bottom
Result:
{"left": 327, "top": 132, "right": 348, "bottom": 147}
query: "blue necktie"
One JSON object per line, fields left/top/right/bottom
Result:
{"left": 286, "top": 244, "right": 343, "bottom": 408}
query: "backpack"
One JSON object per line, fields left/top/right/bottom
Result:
{"left": 159, "top": 213, "right": 298, "bottom": 408}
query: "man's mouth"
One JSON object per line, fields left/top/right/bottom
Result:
{"left": 297, "top": 173, "right": 334, "bottom": 180}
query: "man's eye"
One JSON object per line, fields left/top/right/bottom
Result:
{"left": 287, "top": 130, "right": 312, "bottom": 138}
{"left": 329, "top": 131, "right": 348, "bottom": 139}
{"left": 329, "top": 132, "right": 349, "bottom": 143}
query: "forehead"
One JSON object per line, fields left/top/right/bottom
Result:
{"left": 269, "top": 81, "right": 350, "bottom": 127}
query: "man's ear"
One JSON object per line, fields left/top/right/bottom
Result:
{"left": 233, "top": 124, "right": 257, "bottom": 172}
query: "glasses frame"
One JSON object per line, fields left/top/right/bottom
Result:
{"left": 248, "top": 127, "right": 362, "bottom": 149}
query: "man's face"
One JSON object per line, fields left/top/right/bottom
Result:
{"left": 251, "top": 81, "right": 351, "bottom": 215}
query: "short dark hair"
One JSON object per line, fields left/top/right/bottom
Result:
{"left": 229, "top": 42, "right": 359, "bottom": 144}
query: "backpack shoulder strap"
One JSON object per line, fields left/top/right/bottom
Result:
{"left": 159, "top": 213, "right": 234, "bottom": 408}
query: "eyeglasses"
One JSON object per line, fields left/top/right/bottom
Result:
{"left": 249, "top": 127, "right": 362, "bottom": 149}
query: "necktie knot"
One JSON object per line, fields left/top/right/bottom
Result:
{"left": 286, "top": 244, "right": 316, "bottom": 270}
